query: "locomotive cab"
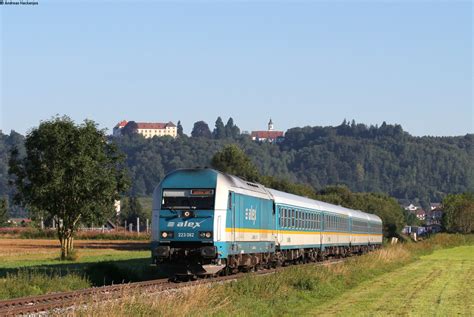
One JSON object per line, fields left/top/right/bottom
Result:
{"left": 151, "top": 169, "right": 226, "bottom": 277}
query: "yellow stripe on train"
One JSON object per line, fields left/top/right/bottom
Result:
{"left": 224, "top": 228, "right": 382, "bottom": 236}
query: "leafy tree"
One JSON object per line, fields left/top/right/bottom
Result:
{"left": 9, "top": 116, "right": 129, "bottom": 259}
{"left": 211, "top": 144, "right": 260, "bottom": 182}
{"left": 191, "top": 121, "right": 212, "bottom": 138}
{"left": 403, "top": 209, "right": 421, "bottom": 226}
{"left": 442, "top": 193, "right": 474, "bottom": 233}
{"left": 260, "top": 175, "right": 316, "bottom": 199}
{"left": 177, "top": 120, "right": 184, "bottom": 137}
{"left": 0, "top": 197, "right": 8, "bottom": 226}
{"left": 213, "top": 117, "right": 226, "bottom": 139}
{"left": 315, "top": 186, "right": 405, "bottom": 237}
{"left": 120, "top": 196, "right": 147, "bottom": 229}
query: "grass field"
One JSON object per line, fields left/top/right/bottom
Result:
{"left": 311, "top": 245, "right": 474, "bottom": 316}
{"left": 74, "top": 234, "right": 474, "bottom": 317}
{"left": 0, "top": 238, "right": 157, "bottom": 299}
{"left": 0, "top": 239, "right": 149, "bottom": 269}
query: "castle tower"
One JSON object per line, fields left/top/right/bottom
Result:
{"left": 268, "top": 118, "right": 274, "bottom": 131}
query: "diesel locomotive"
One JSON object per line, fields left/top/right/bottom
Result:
{"left": 151, "top": 168, "right": 383, "bottom": 277}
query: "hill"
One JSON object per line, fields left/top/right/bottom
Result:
{"left": 1, "top": 121, "right": 472, "bottom": 207}
{"left": 113, "top": 121, "right": 473, "bottom": 204}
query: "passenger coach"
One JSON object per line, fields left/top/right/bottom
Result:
{"left": 151, "top": 168, "right": 383, "bottom": 276}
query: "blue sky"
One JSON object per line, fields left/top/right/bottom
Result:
{"left": 1, "top": 1, "right": 472, "bottom": 136}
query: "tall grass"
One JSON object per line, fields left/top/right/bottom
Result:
{"left": 72, "top": 233, "right": 474, "bottom": 317}
{"left": 0, "top": 270, "right": 91, "bottom": 300}
{"left": 0, "top": 227, "right": 150, "bottom": 240}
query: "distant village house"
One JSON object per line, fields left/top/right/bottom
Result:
{"left": 251, "top": 119, "right": 285, "bottom": 143}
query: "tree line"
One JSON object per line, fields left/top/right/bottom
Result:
{"left": 113, "top": 117, "right": 473, "bottom": 204}
{"left": 1, "top": 117, "right": 472, "bottom": 207}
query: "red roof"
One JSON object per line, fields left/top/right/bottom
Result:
{"left": 136, "top": 121, "right": 176, "bottom": 129}
{"left": 115, "top": 120, "right": 128, "bottom": 128}
{"left": 251, "top": 131, "right": 284, "bottom": 139}
{"left": 117, "top": 121, "right": 176, "bottom": 130}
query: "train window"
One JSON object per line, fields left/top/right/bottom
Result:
{"left": 283, "top": 209, "right": 286, "bottom": 227}
{"left": 282, "top": 209, "right": 285, "bottom": 228}
{"left": 162, "top": 189, "right": 215, "bottom": 210}
{"left": 292, "top": 210, "right": 295, "bottom": 228}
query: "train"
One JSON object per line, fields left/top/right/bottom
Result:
{"left": 151, "top": 168, "right": 383, "bottom": 277}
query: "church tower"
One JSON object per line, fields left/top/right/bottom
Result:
{"left": 268, "top": 118, "right": 274, "bottom": 131}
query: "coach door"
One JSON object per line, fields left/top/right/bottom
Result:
{"left": 277, "top": 206, "right": 284, "bottom": 245}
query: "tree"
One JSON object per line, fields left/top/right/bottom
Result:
{"left": 9, "top": 116, "right": 129, "bottom": 259}
{"left": 120, "top": 196, "right": 147, "bottom": 229}
{"left": 213, "top": 117, "right": 226, "bottom": 139}
{"left": 191, "top": 121, "right": 212, "bottom": 138}
{"left": 177, "top": 120, "right": 184, "bottom": 137}
{"left": 211, "top": 144, "right": 260, "bottom": 182}
{"left": 0, "top": 197, "right": 8, "bottom": 226}
{"left": 225, "top": 117, "right": 240, "bottom": 138}
{"left": 442, "top": 193, "right": 474, "bottom": 233}
{"left": 316, "top": 186, "right": 405, "bottom": 237}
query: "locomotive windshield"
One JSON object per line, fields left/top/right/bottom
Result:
{"left": 161, "top": 189, "right": 215, "bottom": 210}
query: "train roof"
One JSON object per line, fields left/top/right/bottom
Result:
{"left": 267, "top": 188, "right": 381, "bottom": 222}
{"left": 159, "top": 168, "right": 382, "bottom": 223}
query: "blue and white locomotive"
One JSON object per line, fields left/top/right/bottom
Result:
{"left": 151, "top": 168, "right": 383, "bottom": 276}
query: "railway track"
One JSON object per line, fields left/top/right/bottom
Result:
{"left": 0, "top": 258, "right": 344, "bottom": 316}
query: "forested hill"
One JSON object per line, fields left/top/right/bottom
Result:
{"left": 0, "top": 121, "right": 472, "bottom": 205}
{"left": 112, "top": 121, "right": 473, "bottom": 204}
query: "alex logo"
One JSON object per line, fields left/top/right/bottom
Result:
{"left": 245, "top": 206, "right": 257, "bottom": 225}
{"left": 167, "top": 220, "right": 204, "bottom": 229}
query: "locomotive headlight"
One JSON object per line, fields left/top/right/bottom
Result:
{"left": 161, "top": 231, "right": 173, "bottom": 239}
{"left": 183, "top": 210, "right": 193, "bottom": 218}
{"left": 199, "top": 231, "right": 212, "bottom": 239}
